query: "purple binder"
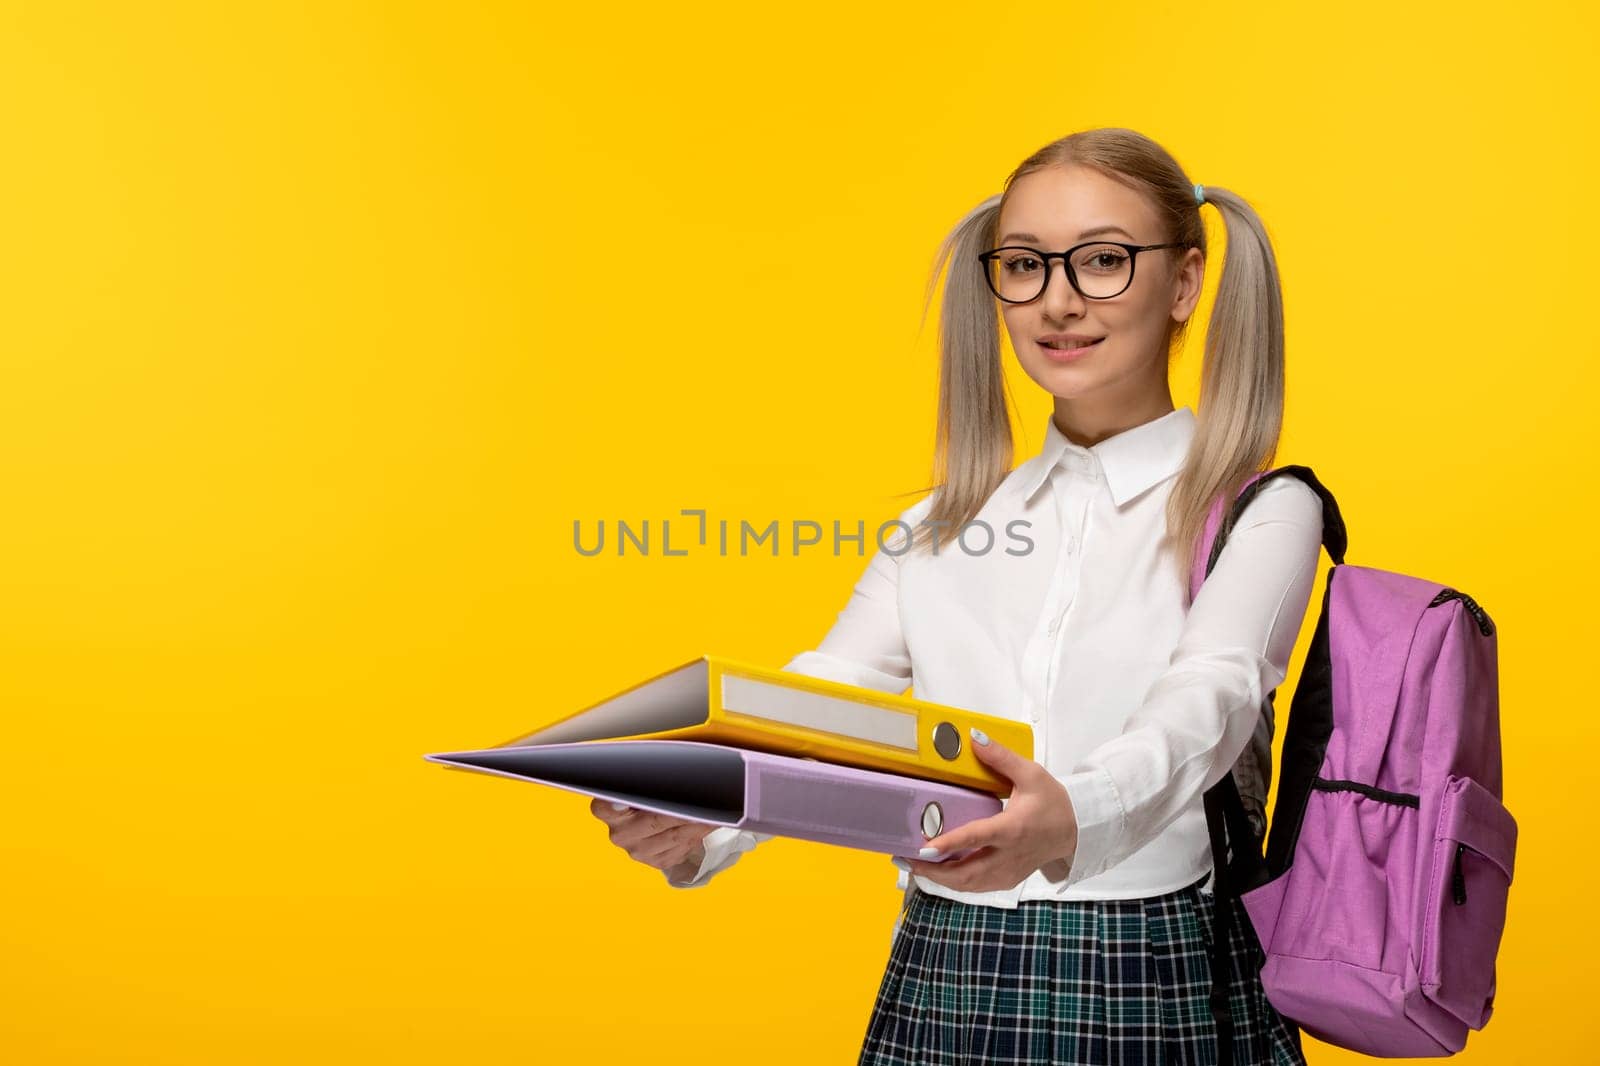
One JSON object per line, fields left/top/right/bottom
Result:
{"left": 425, "top": 739, "right": 999, "bottom": 862}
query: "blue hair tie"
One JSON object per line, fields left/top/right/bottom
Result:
{"left": 1193, "top": 183, "right": 1206, "bottom": 206}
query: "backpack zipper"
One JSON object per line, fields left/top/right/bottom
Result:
{"left": 1452, "top": 843, "right": 1468, "bottom": 905}
{"left": 1428, "top": 588, "right": 1494, "bottom": 637}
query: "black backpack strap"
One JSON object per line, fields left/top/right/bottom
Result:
{"left": 1205, "top": 771, "right": 1272, "bottom": 1066}
{"left": 1204, "top": 783, "right": 1237, "bottom": 1066}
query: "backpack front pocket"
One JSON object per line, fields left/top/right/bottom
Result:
{"left": 1420, "top": 773, "right": 1517, "bottom": 1029}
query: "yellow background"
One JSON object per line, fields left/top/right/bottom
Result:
{"left": 1, "top": 2, "right": 1590, "bottom": 1062}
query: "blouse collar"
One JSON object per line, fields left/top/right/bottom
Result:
{"left": 1018, "top": 405, "right": 1196, "bottom": 508}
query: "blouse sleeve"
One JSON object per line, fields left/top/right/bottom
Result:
{"left": 665, "top": 499, "right": 926, "bottom": 889}
{"left": 780, "top": 518, "right": 918, "bottom": 697}
{"left": 1051, "top": 475, "right": 1325, "bottom": 889}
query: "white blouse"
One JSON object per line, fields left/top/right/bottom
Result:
{"left": 667, "top": 405, "right": 1324, "bottom": 907}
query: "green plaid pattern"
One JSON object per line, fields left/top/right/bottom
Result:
{"left": 858, "top": 874, "right": 1306, "bottom": 1065}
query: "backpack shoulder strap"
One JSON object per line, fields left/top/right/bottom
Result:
{"left": 1188, "top": 464, "right": 1350, "bottom": 605}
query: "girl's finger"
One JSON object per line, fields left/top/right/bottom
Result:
{"left": 908, "top": 848, "right": 1003, "bottom": 890}
{"left": 636, "top": 823, "right": 708, "bottom": 867}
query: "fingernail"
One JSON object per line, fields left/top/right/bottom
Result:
{"left": 919, "top": 846, "right": 942, "bottom": 859}
{"left": 970, "top": 727, "right": 990, "bottom": 746}
{"left": 890, "top": 857, "right": 911, "bottom": 871}
{"left": 610, "top": 802, "right": 630, "bottom": 811}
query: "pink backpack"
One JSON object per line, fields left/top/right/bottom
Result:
{"left": 1190, "top": 466, "right": 1516, "bottom": 1061}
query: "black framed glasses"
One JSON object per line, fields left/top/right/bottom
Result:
{"left": 978, "top": 241, "right": 1190, "bottom": 303}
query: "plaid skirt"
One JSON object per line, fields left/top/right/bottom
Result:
{"left": 858, "top": 873, "right": 1307, "bottom": 1066}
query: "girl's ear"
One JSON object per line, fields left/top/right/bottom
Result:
{"left": 1173, "top": 247, "right": 1205, "bottom": 323}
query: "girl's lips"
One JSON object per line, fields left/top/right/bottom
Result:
{"left": 1038, "top": 337, "right": 1104, "bottom": 362}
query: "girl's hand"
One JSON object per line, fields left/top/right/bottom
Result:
{"left": 589, "top": 797, "right": 715, "bottom": 881}
{"left": 906, "top": 728, "right": 1078, "bottom": 892}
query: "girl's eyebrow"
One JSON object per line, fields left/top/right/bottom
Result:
{"left": 999, "top": 225, "right": 1136, "bottom": 243}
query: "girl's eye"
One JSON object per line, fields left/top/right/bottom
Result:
{"left": 1080, "top": 251, "right": 1128, "bottom": 272}
{"left": 1003, "top": 255, "right": 1042, "bottom": 274}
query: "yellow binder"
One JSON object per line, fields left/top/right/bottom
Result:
{"left": 493, "top": 654, "right": 1034, "bottom": 796}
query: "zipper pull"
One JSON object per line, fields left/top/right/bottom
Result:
{"left": 1452, "top": 843, "right": 1468, "bottom": 905}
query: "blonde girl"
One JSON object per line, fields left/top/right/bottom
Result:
{"left": 595, "top": 126, "right": 1320, "bottom": 1065}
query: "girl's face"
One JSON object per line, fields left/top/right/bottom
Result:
{"left": 994, "top": 165, "right": 1202, "bottom": 422}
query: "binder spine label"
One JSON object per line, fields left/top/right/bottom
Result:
{"left": 720, "top": 675, "right": 920, "bottom": 751}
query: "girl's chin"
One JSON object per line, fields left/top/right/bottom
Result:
{"left": 1020, "top": 365, "right": 1105, "bottom": 401}
{"left": 1022, "top": 359, "right": 1097, "bottom": 384}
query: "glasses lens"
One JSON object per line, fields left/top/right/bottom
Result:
{"left": 986, "top": 244, "right": 1135, "bottom": 302}
{"left": 987, "top": 247, "right": 1047, "bottom": 302}
{"left": 1072, "top": 243, "right": 1133, "bottom": 299}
